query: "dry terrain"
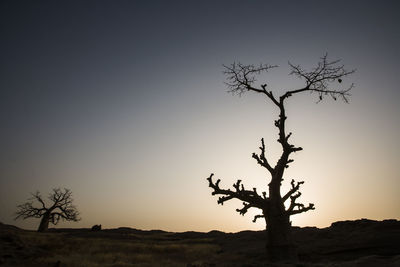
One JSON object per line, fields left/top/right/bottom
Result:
{"left": 1, "top": 219, "right": 399, "bottom": 266}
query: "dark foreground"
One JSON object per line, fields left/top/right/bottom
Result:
{"left": 1, "top": 219, "right": 399, "bottom": 266}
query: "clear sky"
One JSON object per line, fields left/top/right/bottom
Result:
{"left": 1, "top": 0, "right": 399, "bottom": 232}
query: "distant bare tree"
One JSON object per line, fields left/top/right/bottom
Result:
{"left": 207, "top": 54, "right": 355, "bottom": 262}
{"left": 15, "top": 188, "right": 80, "bottom": 232}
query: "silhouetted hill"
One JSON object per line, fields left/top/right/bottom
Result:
{"left": 1, "top": 219, "right": 399, "bottom": 266}
{"left": 292, "top": 219, "right": 400, "bottom": 263}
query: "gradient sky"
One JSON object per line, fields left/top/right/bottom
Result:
{"left": 1, "top": 1, "right": 399, "bottom": 232}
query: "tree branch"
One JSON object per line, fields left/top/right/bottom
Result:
{"left": 32, "top": 191, "right": 47, "bottom": 209}
{"left": 207, "top": 173, "right": 268, "bottom": 218}
{"left": 236, "top": 202, "right": 254, "bottom": 216}
{"left": 287, "top": 203, "right": 315, "bottom": 215}
{"left": 253, "top": 214, "right": 265, "bottom": 223}
{"left": 285, "top": 184, "right": 315, "bottom": 216}
{"left": 15, "top": 202, "right": 45, "bottom": 220}
{"left": 223, "top": 62, "right": 280, "bottom": 106}
{"left": 282, "top": 179, "right": 304, "bottom": 202}
{"left": 287, "top": 53, "right": 355, "bottom": 103}
{"left": 252, "top": 138, "right": 275, "bottom": 174}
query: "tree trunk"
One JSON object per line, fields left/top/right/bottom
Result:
{"left": 265, "top": 176, "right": 298, "bottom": 262}
{"left": 38, "top": 212, "right": 50, "bottom": 232}
{"left": 265, "top": 208, "right": 298, "bottom": 262}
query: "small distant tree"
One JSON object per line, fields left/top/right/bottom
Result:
{"left": 15, "top": 188, "right": 80, "bottom": 232}
{"left": 207, "top": 54, "right": 354, "bottom": 262}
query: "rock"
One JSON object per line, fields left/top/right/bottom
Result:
{"left": 91, "top": 224, "right": 102, "bottom": 231}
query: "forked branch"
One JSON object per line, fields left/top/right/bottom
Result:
{"left": 224, "top": 62, "right": 280, "bottom": 106}
{"left": 282, "top": 179, "right": 314, "bottom": 215}
{"left": 282, "top": 179, "right": 304, "bottom": 202}
{"left": 207, "top": 173, "right": 268, "bottom": 218}
{"left": 287, "top": 53, "right": 355, "bottom": 103}
{"left": 252, "top": 138, "right": 275, "bottom": 174}
{"left": 287, "top": 202, "right": 315, "bottom": 215}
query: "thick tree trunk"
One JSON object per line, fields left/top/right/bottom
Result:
{"left": 265, "top": 207, "right": 298, "bottom": 262}
{"left": 37, "top": 212, "right": 50, "bottom": 232}
{"left": 265, "top": 176, "right": 298, "bottom": 262}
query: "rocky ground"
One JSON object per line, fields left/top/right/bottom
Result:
{"left": 1, "top": 219, "right": 399, "bottom": 266}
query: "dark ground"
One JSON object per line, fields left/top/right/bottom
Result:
{"left": 1, "top": 219, "right": 399, "bottom": 266}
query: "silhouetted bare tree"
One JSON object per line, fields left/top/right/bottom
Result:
{"left": 207, "top": 54, "right": 355, "bottom": 262}
{"left": 15, "top": 188, "right": 80, "bottom": 232}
